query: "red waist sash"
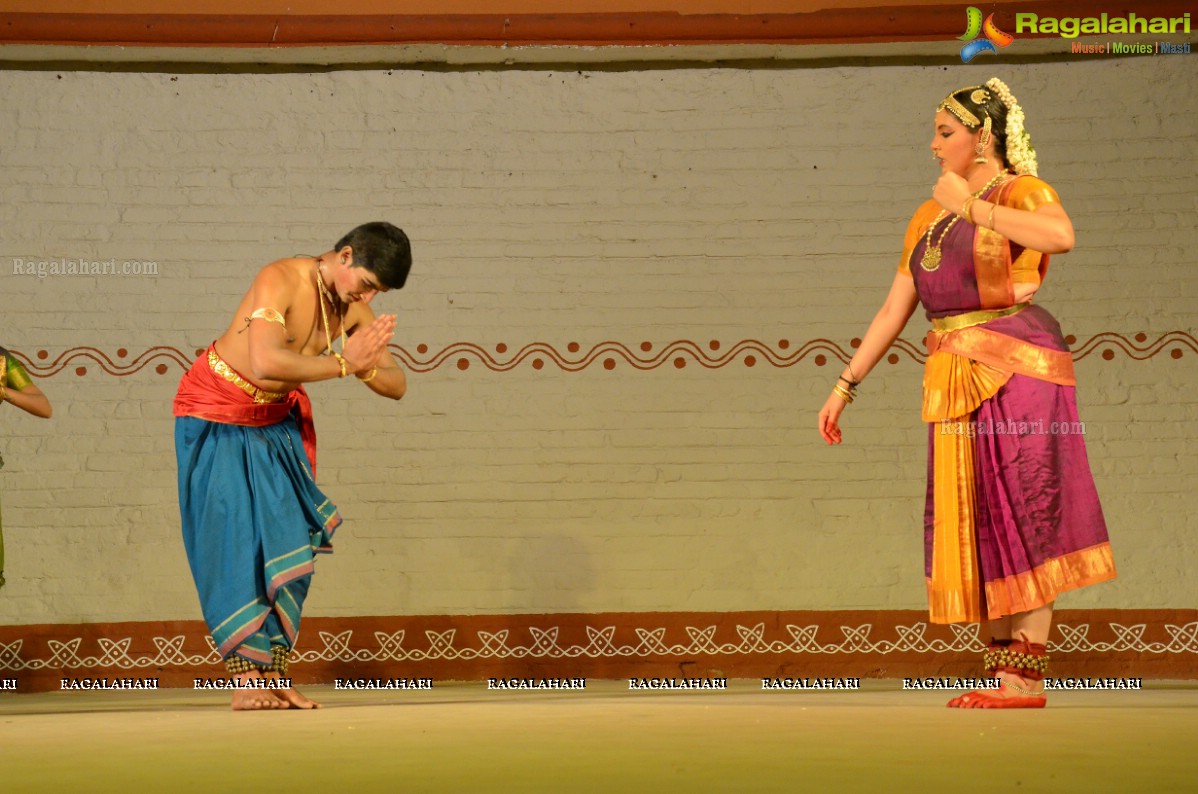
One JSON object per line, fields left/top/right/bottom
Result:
{"left": 173, "top": 344, "right": 318, "bottom": 475}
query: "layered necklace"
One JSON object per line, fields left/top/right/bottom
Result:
{"left": 314, "top": 260, "right": 346, "bottom": 355}
{"left": 919, "top": 171, "right": 1008, "bottom": 272}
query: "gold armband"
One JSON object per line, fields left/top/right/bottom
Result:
{"left": 248, "top": 307, "right": 286, "bottom": 328}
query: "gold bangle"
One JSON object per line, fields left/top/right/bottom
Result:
{"left": 961, "top": 196, "right": 977, "bottom": 223}
{"left": 987, "top": 203, "right": 998, "bottom": 230}
{"left": 356, "top": 367, "right": 378, "bottom": 383}
{"left": 333, "top": 353, "right": 347, "bottom": 378}
{"left": 832, "top": 384, "right": 855, "bottom": 404}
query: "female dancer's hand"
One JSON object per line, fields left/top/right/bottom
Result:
{"left": 818, "top": 393, "right": 847, "bottom": 445}
{"left": 933, "top": 172, "right": 971, "bottom": 215}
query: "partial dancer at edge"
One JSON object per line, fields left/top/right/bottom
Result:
{"left": 174, "top": 222, "right": 411, "bottom": 710}
{"left": 817, "top": 80, "right": 1116, "bottom": 708}
{"left": 1, "top": 346, "right": 54, "bottom": 590}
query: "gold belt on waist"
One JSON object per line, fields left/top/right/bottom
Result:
{"left": 207, "top": 348, "right": 287, "bottom": 404}
{"left": 930, "top": 302, "right": 1029, "bottom": 333}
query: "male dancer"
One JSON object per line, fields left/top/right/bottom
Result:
{"left": 174, "top": 222, "right": 410, "bottom": 709}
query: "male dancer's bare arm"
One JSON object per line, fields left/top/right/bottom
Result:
{"left": 357, "top": 347, "right": 406, "bottom": 400}
{"left": 246, "top": 269, "right": 345, "bottom": 384}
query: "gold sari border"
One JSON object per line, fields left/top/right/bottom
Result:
{"left": 920, "top": 352, "right": 1011, "bottom": 423}
{"left": 973, "top": 182, "right": 1014, "bottom": 310}
{"left": 930, "top": 303, "right": 1028, "bottom": 333}
{"left": 930, "top": 326, "right": 1075, "bottom": 386}
{"left": 984, "top": 543, "right": 1118, "bottom": 619}
{"left": 208, "top": 348, "right": 287, "bottom": 404}
{"left": 926, "top": 580, "right": 984, "bottom": 624}
{"left": 972, "top": 176, "right": 1059, "bottom": 305}
{"left": 926, "top": 421, "right": 984, "bottom": 625}
{"left": 926, "top": 544, "right": 1117, "bottom": 624}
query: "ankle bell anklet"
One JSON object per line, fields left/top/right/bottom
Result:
{"left": 224, "top": 655, "right": 266, "bottom": 676}
{"left": 270, "top": 645, "right": 291, "bottom": 677}
{"left": 984, "top": 647, "right": 1050, "bottom": 678}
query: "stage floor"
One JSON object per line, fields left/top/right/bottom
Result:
{"left": 2, "top": 680, "right": 1196, "bottom": 793}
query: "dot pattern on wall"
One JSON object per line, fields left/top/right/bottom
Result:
{"left": 10, "top": 332, "right": 1196, "bottom": 377}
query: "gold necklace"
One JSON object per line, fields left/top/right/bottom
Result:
{"left": 314, "top": 261, "right": 346, "bottom": 355}
{"left": 919, "top": 171, "right": 1007, "bottom": 272}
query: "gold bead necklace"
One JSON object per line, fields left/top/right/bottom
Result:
{"left": 919, "top": 171, "right": 1008, "bottom": 272}
{"left": 315, "top": 261, "right": 346, "bottom": 356}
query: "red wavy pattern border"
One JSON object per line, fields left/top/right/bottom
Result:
{"left": 9, "top": 332, "right": 1195, "bottom": 377}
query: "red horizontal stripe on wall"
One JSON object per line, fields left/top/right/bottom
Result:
{"left": 1, "top": 11, "right": 933, "bottom": 47}
{"left": 2, "top": 609, "right": 1194, "bottom": 692}
{"left": 3, "top": 2, "right": 1192, "bottom": 48}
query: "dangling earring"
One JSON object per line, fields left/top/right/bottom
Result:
{"left": 975, "top": 116, "right": 992, "bottom": 164}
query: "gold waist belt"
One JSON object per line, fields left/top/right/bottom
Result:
{"left": 207, "top": 349, "right": 287, "bottom": 404}
{"left": 930, "top": 302, "right": 1029, "bottom": 333}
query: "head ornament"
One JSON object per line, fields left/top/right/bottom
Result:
{"left": 938, "top": 85, "right": 984, "bottom": 129}
{"left": 937, "top": 80, "right": 1038, "bottom": 174}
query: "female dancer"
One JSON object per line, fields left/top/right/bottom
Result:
{"left": 818, "top": 78, "right": 1116, "bottom": 708}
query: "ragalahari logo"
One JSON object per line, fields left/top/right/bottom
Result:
{"left": 959, "top": 6, "right": 1015, "bottom": 62}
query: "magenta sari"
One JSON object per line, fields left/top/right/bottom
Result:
{"left": 898, "top": 176, "right": 1116, "bottom": 623}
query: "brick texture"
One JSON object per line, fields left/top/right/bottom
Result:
{"left": 0, "top": 56, "right": 1194, "bottom": 626}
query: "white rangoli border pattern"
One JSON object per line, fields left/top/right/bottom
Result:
{"left": 1, "top": 621, "right": 1195, "bottom": 671}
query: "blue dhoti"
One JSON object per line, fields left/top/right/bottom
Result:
{"left": 174, "top": 346, "right": 340, "bottom": 665}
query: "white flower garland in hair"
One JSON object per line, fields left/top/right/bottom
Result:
{"left": 985, "top": 77, "right": 1038, "bottom": 176}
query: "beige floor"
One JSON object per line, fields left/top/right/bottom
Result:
{"left": 2, "top": 680, "right": 1195, "bottom": 793}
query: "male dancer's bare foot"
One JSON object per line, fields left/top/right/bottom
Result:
{"left": 265, "top": 670, "right": 321, "bottom": 709}
{"left": 230, "top": 670, "right": 285, "bottom": 711}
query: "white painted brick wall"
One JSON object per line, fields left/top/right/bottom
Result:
{"left": 0, "top": 55, "right": 1193, "bottom": 623}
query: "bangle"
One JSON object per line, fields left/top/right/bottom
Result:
{"left": 836, "top": 376, "right": 859, "bottom": 401}
{"left": 333, "top": 353, "right": 347, "bottom": 378}
{"left": 961, "top": 196, "right": 977, "bottom": 223}
{"left": 987, "top": 203, "right": 998, "bottom": 230}
{"left": 832, "top": 384, "right": 855, "bottom": 404}
{"left": 356, "top": 367, "right": 378, "bottom": 383}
